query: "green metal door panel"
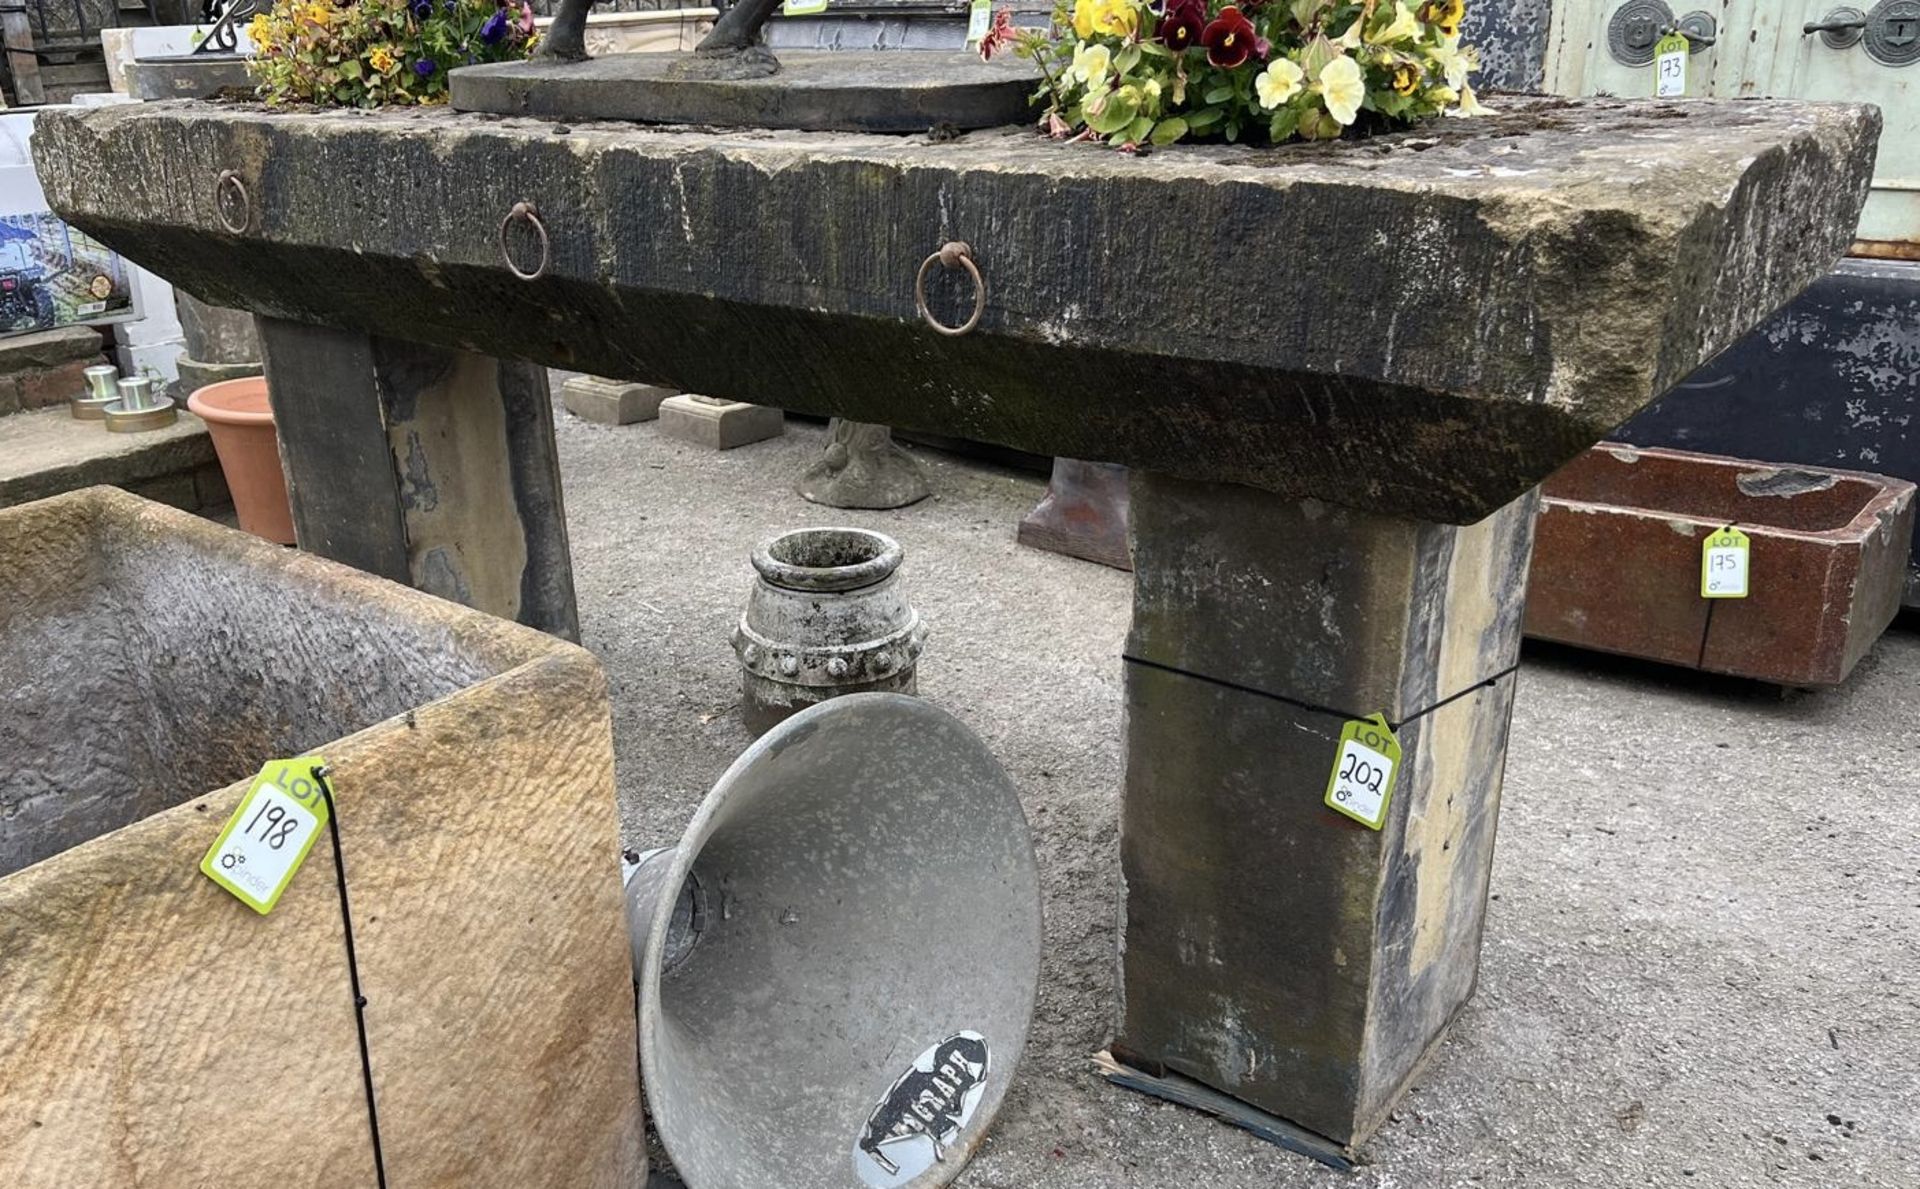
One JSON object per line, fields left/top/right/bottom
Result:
{"left": 1546, "top": 1, "right": 1918, "bottom": 252}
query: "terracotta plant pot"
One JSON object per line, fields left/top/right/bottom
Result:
{"left": 186, "top": 376, "right": 295, "bottom": 544}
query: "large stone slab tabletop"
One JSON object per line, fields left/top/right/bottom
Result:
{"left": 32, "top": 97, "right": 1877, "bottom": 522}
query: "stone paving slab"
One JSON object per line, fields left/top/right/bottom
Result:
{"left": 0, "top": 405, "right": 215, "bottom": 508}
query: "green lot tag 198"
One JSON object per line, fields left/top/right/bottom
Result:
{"left": 201, "top": 756, "right": 330, "bottom": 915}
{"left": 1324, "top": 715, "right": 1401, "bottom": 831}
{"left": 1701, "top": 526, "right": 1751, "bottom": 599}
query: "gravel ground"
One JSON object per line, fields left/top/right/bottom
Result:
{"left": 553, "top": 397, "right": 1920, "bottom": 1189}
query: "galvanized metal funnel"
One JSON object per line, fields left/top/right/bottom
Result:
{"left": 624, "top": 693, "right": 1042, "bottom": 1189}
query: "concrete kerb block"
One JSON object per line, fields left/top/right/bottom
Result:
{"left": 561, "top": 375, "right": 673, "bottom": 426}
{"left": 658, "top": 394, "right": 784, "bottom": 450}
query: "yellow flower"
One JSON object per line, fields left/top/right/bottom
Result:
{"left": 300, "top": 0, "right": 332, "bottom": 25}
{"left": 1427, "top": 37, "right": 1470, "bottom": 89}
{"left": 1069, "top": 41, "right": 1112, "bottom": 87}
{"left": 1389, "top": 60, "right": 1420, "bottom": 94}
{"left": 1375, "top": 0, "right": 1420, "bottom": 45}
{"left": 246, "top": 12, "right": 271, "bottom": 44}
{"left": 369, "top": 45, "right": 398, "bottom": 72}
{"left": 1447, "top": 84, "right": 1493, "bottom": 117}
{"left": 1419, "top": 0, "right": 1464, "bottom": 34}
{"left": 1255, "top": 58, "right": 1304, "bottom": 110}
{"left": 1072, "top": 0, "right": 1138, "bottom": 39}
{"left": 1317, "top": 53, "right": 1365, "bottom": 126}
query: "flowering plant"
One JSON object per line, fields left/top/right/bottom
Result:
{"left": 985, "top": 0, "right": 1487, "bottom": 149}
{"left": 248, "top": 0, "right": 538, "bottom": 107}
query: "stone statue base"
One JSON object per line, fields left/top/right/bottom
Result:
{"left": 796, "top": 420, "right": 930, "bottom": 510}
{"left": 450, "top": 51, "right": 1039, "bottom": 133}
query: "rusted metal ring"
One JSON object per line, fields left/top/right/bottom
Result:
{"left": 914, "top": 241, "right": 985, "bottom": 337}
{"left": 214, "top": 170, "right": 250, "bottom": 235}
{"left": 499, "top": 200, "right": 550, "bottom": 282}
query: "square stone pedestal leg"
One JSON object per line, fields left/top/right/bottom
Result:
{"left": 1114, "top": 472, "right": 1539, "bottom": 1158}
{"left": 257, "top": 317, "right": 579, "bottom": 640}
{"left": 658, "top": 394, "right": 784, "bottom": 449}
{"left": 561, "top": 374, "right": 673, "bottom": 426}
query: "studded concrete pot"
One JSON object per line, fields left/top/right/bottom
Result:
{"left": 731, "top": 527, "right": 925, "bottom": 735}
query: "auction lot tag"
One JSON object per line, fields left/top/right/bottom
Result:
{"left": 782, "top": 0, "right": 829, "bottom": 14}
{"left": 1701, "top": 526, "right": 1751, "bottom": 599}
{"left": 202, "top": 756, "right": 330, "bottom": 914}
{"left": 1324, "top": 715, "right": 1401, "bottom": 831}
{"left": 1654, "top": 31, "right": 1689, "bottom": 98}
{"left": 966, "top": 0, "right": 992, "bottom": 45}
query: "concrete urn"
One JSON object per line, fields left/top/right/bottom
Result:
{"left": 731, "top": 527, "right": 925, "bottom": 735}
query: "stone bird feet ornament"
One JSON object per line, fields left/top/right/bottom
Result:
{"left": 542, "top": 0, "right": 783, "bottom": 77}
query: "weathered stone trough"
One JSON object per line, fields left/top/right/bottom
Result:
{"left": 0, "top": 487, "right": 644, "bottom": 1186}
{"left": 1527, "top": 445, "right": 1915, "bottom": 686}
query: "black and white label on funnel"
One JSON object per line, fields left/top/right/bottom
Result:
{"left": 852, "top": 1031, "right": 990, "bottom": 1187}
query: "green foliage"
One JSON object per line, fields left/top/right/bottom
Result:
{"left": 246, "top": 0, "right": 537, "bottom": 108}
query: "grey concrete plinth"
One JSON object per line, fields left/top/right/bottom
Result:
{"left": 174, "top": 356, "right": 260, "bottom": 396}
{"left": 658, "top": 394, "right": 783, "bottom": 450}
{"left": 33, "top": 99, "right": 1876, "bottom": 523}
{"left": 795, "top": 419, "right": 929, "bottom": 510}
{"left": 257, "top": 318, "right": 578, "bottom": 639}
{"left": 562, "top": 374, "right": 672, "bottom": 425}
{"left": 127, "top": 54, "right": 253, "bottom": 100}
{"left": 451, "top": 51, "right": 1040, "bottom": 132}
{"left": 1115, "top": 473, "right": 1539, "bottom": 1155}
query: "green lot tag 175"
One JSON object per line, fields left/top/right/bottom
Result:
{"left": 1324, "top": 715, "right": 1401, "bottom": 831}
{"left": 1701, "top": 526, "right": 1751, "bottom": 599}
{"left": 201, "top": 756, "right": 330, "bottom": 915}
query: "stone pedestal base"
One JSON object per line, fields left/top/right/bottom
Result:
{"left": 1017, "top": 458, "right": 1132, "bottom": 570}
{"left": 1115, "top": 473, "right": 1539, "bottom": 1154}
{"left": 561, "top": 375, "right": 672, "bottom": 425}
{"left": 658, "top": 394, "right": 783, "bottom": 449}
{"left": 795, "top": 419, "right": 929, "bottom": 509}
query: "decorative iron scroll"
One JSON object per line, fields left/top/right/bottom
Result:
{"left": 195, "top": 0, "right": 265, "bottom": 55}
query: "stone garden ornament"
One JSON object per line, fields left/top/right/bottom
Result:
{"left": 732, "top": 527, "right": 925, "bottom": 735}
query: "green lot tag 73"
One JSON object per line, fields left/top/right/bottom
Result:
{"left": 201, "top": 756, "right": 330, "bottom": 914}
{"left": 1324, "top": 715, "right": 1401, "bottom": 831}
{"left": 1701, "top": 526, "right": 1751, "bottom": 599}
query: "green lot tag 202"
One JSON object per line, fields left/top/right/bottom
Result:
{"left": 1324, "top": 715, "right": 1402, "bottom": 831}
{"left": 201, "top": 756, "right": 330, "bottom": 915}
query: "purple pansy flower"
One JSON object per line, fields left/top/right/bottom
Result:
{"left": 414, "top": 59, "right": 436, "bottom": 76}
{"left": 480, "top": 7, "right": 509, "bottom": 43}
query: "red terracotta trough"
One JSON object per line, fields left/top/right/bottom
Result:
{"left": 1526, "top": 445, "right": 1915, "bottom": 687}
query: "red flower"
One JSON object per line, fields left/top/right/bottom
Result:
{"left": 1157, "top": 0, "right": 1206, "bottom": 51}
{"left": 1158, "top": 0, "right": 1206, "bottom": 51}
{"left": 979, "top": 8, "right": 1017, "bottom": 61}
{"left": 1201, "top": 6, "right": 1257, "bottom": 69}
